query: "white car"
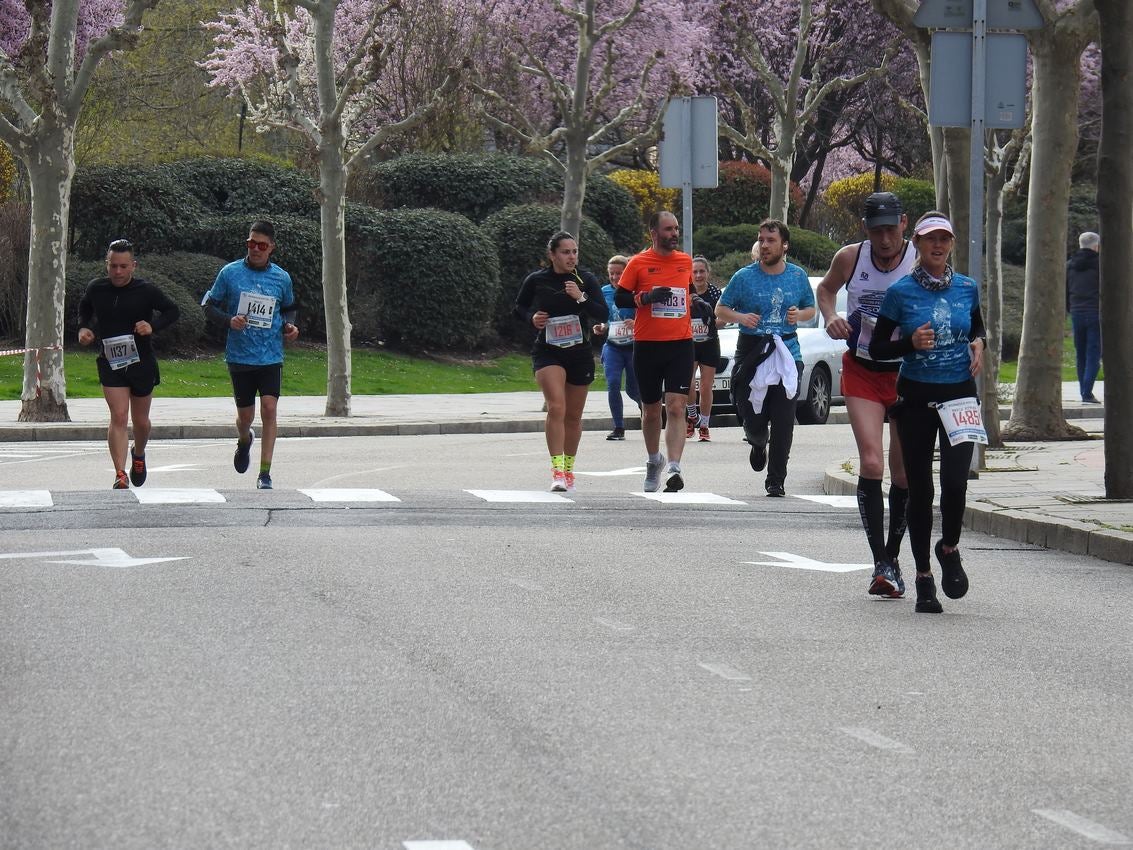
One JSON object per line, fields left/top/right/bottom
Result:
{"left": 710, "top": 277, "right": 848, "bottom": 425}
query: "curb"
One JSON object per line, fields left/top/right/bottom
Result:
{"left": 822, "top": 465, "right": 1133, "bottom": 569}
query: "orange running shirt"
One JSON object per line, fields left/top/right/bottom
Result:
{"left": 616, "top": 248, "right": 694, "bottom": 342}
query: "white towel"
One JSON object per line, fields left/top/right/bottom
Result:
{"left": 748, "top": 335, "right": 798, "bottom": 413}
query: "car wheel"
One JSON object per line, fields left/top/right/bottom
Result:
{"left": 796, "top": 364, "right": 831, "bottom": 425}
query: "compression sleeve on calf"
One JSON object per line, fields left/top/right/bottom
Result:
{"left": 869, "top": 315, "right": 915, "bottom": 360}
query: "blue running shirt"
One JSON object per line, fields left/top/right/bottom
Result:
{"left": 205, "top": 260, "right": 296, "bottom": 366}
{"left": 719, "top": 262, "right": 814, "bottom": 361}
{"left": 878, "top": 272, "right": 981, "bottom": 383}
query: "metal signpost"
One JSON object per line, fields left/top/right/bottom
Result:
{"left": 658, "top": 96, "right": 719, "bottom": 255}
{"left": 918, "top": 0, "right": 1041, "bottom": 473}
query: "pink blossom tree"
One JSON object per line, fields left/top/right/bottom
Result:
{"left": 202, "top": 0, "right": 475, "bottom": 416}
{"left": 472, "top": 0, "right": 703, "bottom": 240}
{"left": 0, "top": 0, "right": 161, "bottom": 422}
{"left": 700, "top": 0, "right": 903, "bottom": 223}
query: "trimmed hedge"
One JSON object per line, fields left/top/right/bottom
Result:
{"left": 64, "top": 260, "right": 205, "bottom": 353}
{"left": 345, "top": 206, "right": 499, "bottom": 349}
{"left": 480, "top": 203, "right": 614, "bottom": 342}
{"left": 692, "top": 161, "right": 806, "bottom": 228}
{"left": 161, "top": 157, "right": 320, "bottom": 218}
{"left": 357, "top": 153, "right": 641, "bottom": 250}
{"left": 138, "top": 252, "right": 227, "bottom": 344}
{"left": 694, "top": 224, "right": 837, "bottom": 273}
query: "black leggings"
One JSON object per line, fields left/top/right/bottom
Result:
{"left": 892, "top": 378, "right": 976, "bottom": 574}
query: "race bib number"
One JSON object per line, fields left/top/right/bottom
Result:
{"left": 609, "top": 320, "right": 634, "bottom": 346}
{"left": 102, "top": 334, "right": 139, "bottom": 370}
{"left": 650, "top": 286, "right": 687, "bottom": 319}
{"left": 692, "top": 318, "right": 709, "bottom": 342}
{"left": 237, "top": 291, "right": 277, "bottom": 329}
{"left": 546, "top": 314, "right": 584, "bottom": 348}
{"left": 935, "top": 397, "right": 988, "bottom": 446}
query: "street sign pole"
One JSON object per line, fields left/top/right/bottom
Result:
{"left": 969, "top": 0, "right": 988, "bottom": 476}
{"left": 658, "top": 96, "right": 719, "bottom": 255}
{"left": 683, "top": 99, "right": 695, "bottom": 256}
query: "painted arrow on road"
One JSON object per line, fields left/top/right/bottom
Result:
{"left": 0, "top": 547, "right": 188, "bottom": 569}
{"left": 745, "top": 552, "right": 872, "bottom": 573}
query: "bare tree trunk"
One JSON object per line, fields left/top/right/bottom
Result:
{"left": 18, "top": 126, "right": 73, "bottom": 423}
{"left": 768, "top": 151, "right": 792, "bottom": 224}
{"left": 943, "top": 127, "right": 970, "bottom": 274}
{"left": 561, "top": 132, "right": 587, "bottom": 241}
{"left": 319, "top": 138, "right": 351, "bottom": 418}
{"left": 1095, "top": 0, "right": 1133, "bottom": 496}
{"left": 1005, "top": 22, "right": 1093, "bottom": 441}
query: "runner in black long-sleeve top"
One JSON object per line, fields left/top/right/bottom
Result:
{"left": 514, "top": 230, "right": 608, "bottom": 492}
{"left": 77, "top": 239, "right": 180, "bottom": 489}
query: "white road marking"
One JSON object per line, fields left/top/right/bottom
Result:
{"left": 132, "top": 489, "right": 226, "bottom": 504}
{"left": 0, "top": 490, "right": 52, "bottom": 507}
{"left": 0, "top": 453, "right": 40, "bottom": 459}
{"left": 746, "top": 552, "right": 873, "bottom": 573}
{"left": 0, "top": 547, "right": 188, "bottom": 569}
{"left": 147, "top": 464, "right": 202, "bottom": 472}
{"left": 308, "top": 466, "right": 407, "bottom": 487}
{"left": 1032, "top": 809, "right": 1131, "bottom": 844}
{"left": 504, "top": 577, "right": 544, "bottom": 592}
{"left": 794, "top": 494, "right": 858, "bottom": 508}
{"left": 634, "top": 492, "right": 746, "bottom": 505}
{"left": 839, "top": 727, "right": 914, "bottom": 754}
{"left": 465, "top": 490, "right": 573, "bottom": 503}
{"left": 593, "top": 617, "right": 635, "bottom": 632}
{"left": 698, "top": 662, "right": 751, "bottom": 682}
{"left": 300, "top": 488, "right": 401, "bottom": 502}
{"left": 574, "top": 467, "right": 647, "bottom": 477}
{"left": 403, "top": 842, "right": 477, "bottom": 850}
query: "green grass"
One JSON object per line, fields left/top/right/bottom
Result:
{"left": 995, "top": 328, "right": 1103, "bottom": 384}
{"left": 0, "top": 345, "right": 577, "bottom": 399}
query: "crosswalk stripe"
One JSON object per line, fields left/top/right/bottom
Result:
{"left": 794, "top": 494, "right": 858, "bottom": 508}
{"left": 300, "top": 488, "right": 401, "bottom": 502}
{"left": 465, "top": 489, "right": 573, "bottom": 503}
{"left": 633, "top": 492, "right": 747, "bottom": 505}
{"left": 0, "top": 490, "right": 52, "bottom": 508}
{"left": 132, "top": 489, "right": 226, "bottom": 504}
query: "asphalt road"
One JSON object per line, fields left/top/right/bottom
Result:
{"left": 1, "top": 427, "right": 1131, "bottom": 849}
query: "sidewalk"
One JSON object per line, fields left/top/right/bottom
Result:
{"left": 1, "top": 384, "right": 1127, "bottom": 566}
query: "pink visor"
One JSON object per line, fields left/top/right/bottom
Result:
{"left": 914, "top": 216, "right": 954, "bottom": 237}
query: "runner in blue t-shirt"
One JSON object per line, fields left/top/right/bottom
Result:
{"left": 595, "top": 255, "right": 640, "bottom": 441}
{"left": 716, "top": 220, "right": 815, "bottom": 497}
{"left": 870, "top": 212, "right": 987, "bottom": 614}
{"left": 202, "top": 220, "right": 299, "bottom": 490}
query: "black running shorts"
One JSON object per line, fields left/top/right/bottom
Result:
{"left": 97, "top": 357, "right": 159, "bottom": 397}
{"left": 694, "top": 338, "right": 721, "bottom": 369}
{"left": 633, "top": 338, "right": 695, "bottom": 404}
{"left": 532, "top": 346, "right": 595, "bottom": 386}
{"left": 228, "top": 363, "right": 283, "bottom": 408}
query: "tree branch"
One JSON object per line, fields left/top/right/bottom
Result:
{"left": 68, "top": 0, "right": 160, "bottom": 115}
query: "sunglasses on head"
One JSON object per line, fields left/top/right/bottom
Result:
{"left": 246, "top": 238, "right": 271, "bottom": 251}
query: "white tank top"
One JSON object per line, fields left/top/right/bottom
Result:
{"left": 845, "top": 240, "right": 915, "bottom": 370}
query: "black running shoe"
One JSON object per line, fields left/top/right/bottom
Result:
{"left": 749, "top": 442, "right": 767, "bottom": 472}
{"left": 606, "top": 428, "right": 625, "bottom": 441}
{"left": 256, "top": 471, "right": 273, "bottom": 490}
{"left": 129, "top": 450, "right": 147, "bottom": 487}
{"left": 234, "top": 428, "right": 255, "bottom": 474}
{"left": 765, "top": 483, "right": 785, "bottom": 497}
{"left": 915, "top": 575, "right": 943, "bottom": 613}
{"left": 935, "top": 540, "right": 969, "bottom": 599}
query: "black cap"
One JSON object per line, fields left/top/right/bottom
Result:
{"left": 862, "top": 192, "right": 904, "bottom": 228}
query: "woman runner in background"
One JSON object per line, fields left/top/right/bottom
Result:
{"left": 686, "top": 256, "right": 721, "bottom": 441}
{"left": 514, "top": 231, "right": 609, "bottom": 491}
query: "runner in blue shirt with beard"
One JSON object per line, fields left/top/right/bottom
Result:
{"left": 202, "top": 220, "right": 299, "bottom": 490}
{"left": 870, "top": 212, "right": 987, "bottom": 614}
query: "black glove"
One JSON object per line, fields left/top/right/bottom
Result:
{"left": 640, "top": 286, "right": 673, "bottom": 305}
{"left": 692, "top": 295, "right": 713, "bottom": 320}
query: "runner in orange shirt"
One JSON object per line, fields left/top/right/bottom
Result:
{"left": 615, "top": 211, "right": 712, "bottom": 492}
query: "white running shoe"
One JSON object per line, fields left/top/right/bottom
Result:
{"left": 663, "top": 461, "right": 684, "bottom": 492}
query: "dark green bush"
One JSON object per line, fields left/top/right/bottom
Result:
{"left": 161, "top": 157, "right": 320, "bottom": 218}
{"left": 891, "top": 178, "right": 937, "bottom": 230}
{"left": 694, "top": 223, "right": 836, "bottom": 273}
{"left": 179, "top": 214, "right": 325, "bottom": 338}
{"left": 714, "top": 250, "right": 754, "bottom": 285}
{"left": 137, "top": 252, "right": 227, "bottom": 344}
{"left": 345, "top": 206, "right": 499, "bottom": 349}
{"left": 65, "top": 260, "right": 205, "bottom": 353}
{"left": 692, "top": 161, "right": 806, "bottom": 228}
{"left": 356, "top": 153, "right": 551, "bottom": 223}
{"left": 69, "top": 166, "right": 203, "bottom": 259}
{"left": 480, "top": 203, "right": 614, "bottom": 342}
{"left": 357, "top": 153, "right": 641, "bottom": 250}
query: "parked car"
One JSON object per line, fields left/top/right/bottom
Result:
{"left": 710, "top": 277, "right": 848, "bottom": 425}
